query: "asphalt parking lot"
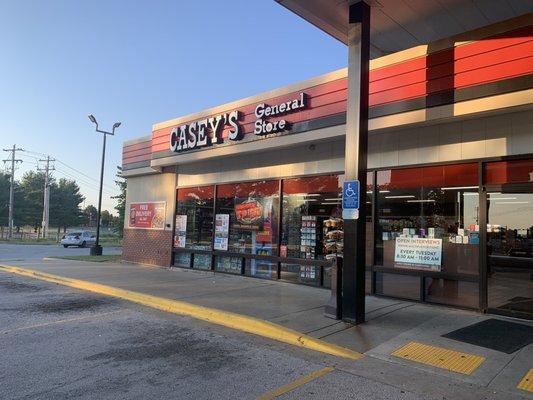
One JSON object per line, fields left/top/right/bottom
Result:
{"left": 0, "top": 272, "right": 309, "bottom": 399}
{"left": 0, "top": 243, "right": 122, "bottom": 261}
{"left": 0, "top": 271, "right": 431, "bottom": 400}
{"left": 1, "top": 244, "right": 531, "bottom": 400}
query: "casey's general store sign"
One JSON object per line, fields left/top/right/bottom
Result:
{"left": 170, "top": 93, "right": 307, "bottom": 153}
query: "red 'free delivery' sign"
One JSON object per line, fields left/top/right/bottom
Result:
{"left": 129, "top": 202, "right": 166, "bottom": 229}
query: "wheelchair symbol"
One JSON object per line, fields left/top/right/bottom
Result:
{"left": 345, "top": 183, "right": 356, "bottom": 197}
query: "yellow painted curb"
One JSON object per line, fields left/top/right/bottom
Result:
{"left": 257, "top": 366, "right": 334, "bottom": 399}
{"left": 0, "top": 264, "right": 363, "bottom": 361}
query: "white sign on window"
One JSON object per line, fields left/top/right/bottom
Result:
{"left": 214, "top": 214, "right": 230, "bottom": 251}
{"left": 174, "top": 215, "right": 187, "bottom": 248}
{"left": 394, "top": 237, "right": 442, "bottom": 271}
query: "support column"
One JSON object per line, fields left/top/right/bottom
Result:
{"left": 342, "top": 1, "right": 370, "bottom": 324}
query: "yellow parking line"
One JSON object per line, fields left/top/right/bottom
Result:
{"left": 0, "top": 264, "right": 363, "bottom": 360}
{"left": 517, "top": 369, "right": 533, "bottom": 392}
{"left": 391, "top": 342, "right": 485, "bottom": 375}
{"left": 257, "top": 367, "right": 334, "bottom": 400}
{"left": 0, "top": 310, "right": 123, "bottom": 335}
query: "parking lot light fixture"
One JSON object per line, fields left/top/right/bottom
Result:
{"left": 88, "top": 115, "right": 121, "bottom": 256}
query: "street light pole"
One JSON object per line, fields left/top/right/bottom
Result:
{"left": 88, "top": 115, "right": 121, "bottom": 256}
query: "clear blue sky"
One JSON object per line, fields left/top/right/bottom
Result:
{"left": 0, "top": 0, "right": 346, "bottom": 213}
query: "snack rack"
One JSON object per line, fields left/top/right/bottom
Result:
{"left": 323, "top": 218, "right": 344, "bottom": 259}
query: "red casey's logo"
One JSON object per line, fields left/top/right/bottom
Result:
{"left": 235, "top": 200, "right": 263, "bottom": 224}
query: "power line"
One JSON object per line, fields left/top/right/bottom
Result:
{"left": 19, "top": 153, "right": 107, "bottom": 193}
{"left": 18, "top": 148, "right": 119, "bottom": 213}
{"left": 9, "top": 151, "right": 117, "bottom": 197}
{"left": 19, "top": 153, "right": 40, "bottom": 161}
{"left": 24, "top": 149, "right": 116, "bottom": 192}
{"left": 54, "top": 167, "right": 116, "bottom": 197}
{"left": 54, "top": 167, "right": 106, "bottom": 192}
{"left": 56, "top": 159, "right": 116, "bottom": 191}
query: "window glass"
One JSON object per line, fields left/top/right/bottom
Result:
{"left": 280, "top": 175, "right": 342, "bottom": 283}
{"left": 246, "top": 259, "right": 277, "bottom": 280}
{"left": 487, "top": 192, "right": 533, "bottom": 314}
{"left": 280, "top": 174, "right": 373, "bottom": 284}
{"left": 174, "top": 186, "right": 214, "bottom": 269}
{"left": 365, "top": 173, "right": 374, "bottom": 267}
{"left": 282, "top": 175, "right": 342, "bottom": 260}
{"left": 425, "top": 278, "right": 478, "bottom": 308}
{"left": 215, "top": 180, "right": 279, "bottom": 276}
{"left": 375, "top": 272, "right": 420, "bottom": 300}
{"left": 376, "top": 164, "right": 479, "bottom": 277}
{"left": 485, "top": 159, "right": 533, "bottom": 184}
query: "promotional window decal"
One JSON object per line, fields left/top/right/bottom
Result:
{"left": 214, "top": 214, "right": 230, "bottom": 251}
{"left": 174, "top": 214, "right": 187, "bottom": 248}
{"left": 235, "top": 199, "right": 263, "bottom": 225}
{"left": 129, "top": 202, "right": 166, "bottom": 229}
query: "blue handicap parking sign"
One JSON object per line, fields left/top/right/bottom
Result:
{"left": 342, "top": 180, "right": 360, "bottom": 209}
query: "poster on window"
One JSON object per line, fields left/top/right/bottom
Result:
{"left": 129, "top": 202, "right": 166, "bottom": 229}
{"left": 300, "top": 266, "right": 316, "bottom": 279}
{"left": 235, "top": 200, "right": 263, "bottom": 225}
{"left": 214, "top": 214, "right": 230, "bottom": 250}
{"left": 394, "top": 237, "right": 442, "bottom": 271}
{"left": 174, "top": 214, "right": 187, "bottom": 248}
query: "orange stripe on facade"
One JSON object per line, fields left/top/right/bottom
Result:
{"left": 121, "top": 22, "right": 533, "bottom": 167}
{"left": 370, "top": 40, "right": 533, "bottom": 94}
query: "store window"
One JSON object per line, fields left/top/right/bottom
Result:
{"left": 280, "top": 173, "right": 373, "bottom": 286}
{"left": 375, "top": 163, "right": 479, "bottom": 307}
{"left": 280, "top": 175, "right": 342, "bottom": 285}
{"left": 174, "top": 186, "right": 214, "bottom": 269}
{"left": 215, "top": 180, "right": 279, "bottom": 277}
{"left": 375, "top": 272, "right": 420, "bottom": 300}
{"left": 485, "top": 159, "right": 533, "bottom": 184}
{"left": 424, "top": 278, "right": 479, "bottom": 308}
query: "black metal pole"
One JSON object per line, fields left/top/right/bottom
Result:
{"left": 91, "top": 132, "right": 106, "bottom": 256}
{"left": 478, "top": 162, "right": 487, "bottom": 311}
{"left": 342, "top": 1, "right": 370, "bottom": 324}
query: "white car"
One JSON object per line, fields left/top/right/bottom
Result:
{"left": 60, "top": 231, "right": 96, "bottom": 248}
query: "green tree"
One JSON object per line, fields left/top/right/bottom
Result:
{"left": 50, "top": 178, "right": 85, "bottom": 233}
{"left": 0, "top": 173, "right": 10, "bottom": 226}
{"left": 18, "top": 171, "right": 46, "bottom": 230}
{"left": 82, "top": 205, "right": 98, "bottom": 227}
{"left": 112, "top": 166, "right": 126, "bottom": 236}
{"left": 100, "top": 210, "right": 112, "bottom": 228}
{"left": 12, "top": 181, "right": 26, "bottom": 230}
{"left": 0, "top": 173, "right": 25, "bottom": 232}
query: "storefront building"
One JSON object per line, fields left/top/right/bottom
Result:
{"left": 122, "top": 14, "right": 533, "bottom": 320}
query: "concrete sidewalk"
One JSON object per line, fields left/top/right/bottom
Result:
{"left": 4, "top": 258, "right": 533, "bottom": 399}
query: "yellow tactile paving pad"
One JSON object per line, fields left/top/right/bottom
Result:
{"left": 518, "top": 369, "right": 533, "bottom": 392}
{"left": 391, "top": 342, "right": 485, "bottom": 375}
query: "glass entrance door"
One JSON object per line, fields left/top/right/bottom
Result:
{"left": 487, "top": 190, "right": 533, "bottom": 319}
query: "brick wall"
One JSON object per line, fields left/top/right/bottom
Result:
{"left": 122, "top": 228, "right": 173, "bottom": 267}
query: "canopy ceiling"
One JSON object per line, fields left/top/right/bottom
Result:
{"left": 275, "top": 0, "right": 533, "bottom": 57}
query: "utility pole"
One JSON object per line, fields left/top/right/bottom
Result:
{"left": 2, "top": 145, "right": 23, "bottom": 239}
{"left": 38, "top": 156, "right": 55, "bottom": 239}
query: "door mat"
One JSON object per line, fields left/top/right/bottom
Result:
{"left": 442, "top": 318, "right": 533, "bottom": 354}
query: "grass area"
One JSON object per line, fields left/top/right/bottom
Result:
{"left": 100, "top": 238, "right": 123, "bottom": 247}
{"left": 0, "top": 238, "right": 59, "bottom": 245}
{"left": 47, "top": 255, "right": 122, "bottom": 263}
{"left": 0, "top": 237, "right": 123, "bottom": 247}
